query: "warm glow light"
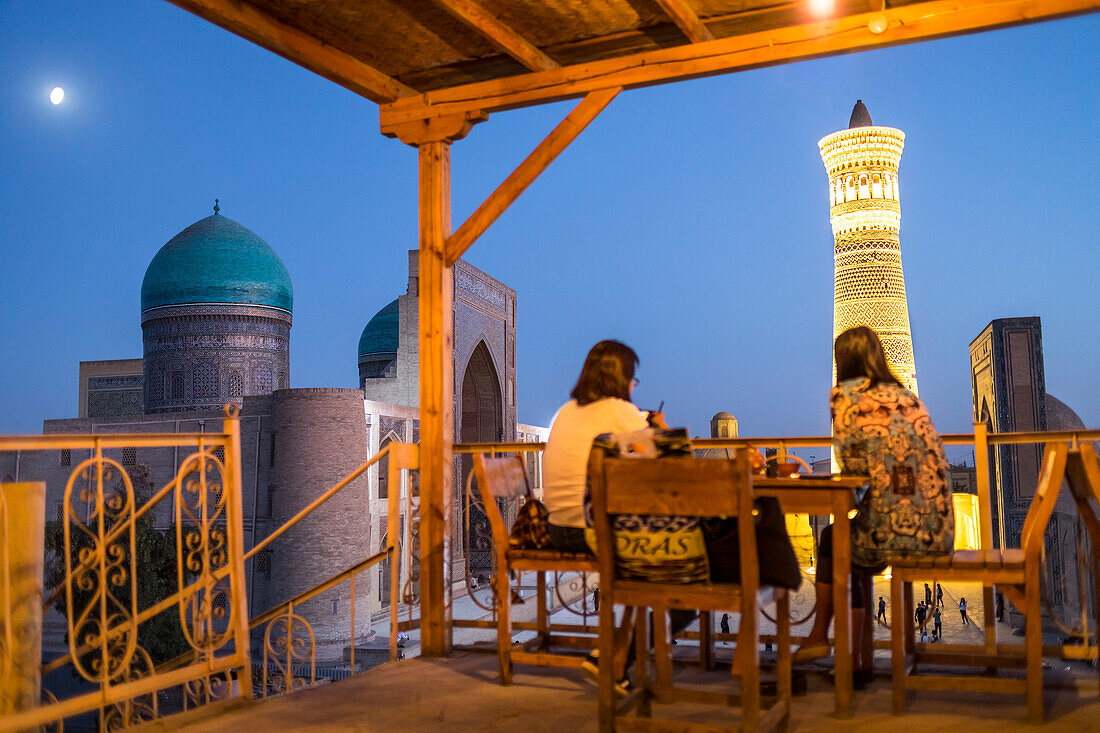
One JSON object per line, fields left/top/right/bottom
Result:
{"left": 809, "top": 0, "right": 834, "bottom": 14}
{"left": 952, "top": 493, "right": 982, "bottom": 550}
{"left": 806, "top": 565, "right": 817, "bottom": 576}
{"left": 868, "top": 14, "right": 888, "bottom": 33}
{"left": 50, "top": 87, "right": 65, "bottom": 105}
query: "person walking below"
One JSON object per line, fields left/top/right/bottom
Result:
{"left": 959, "top": 597, "right": 971, "bottom": 626}
{"left": 935, "top": 582, "right": 944, "bottom": 608}
{"left": 933, "top": 606, "right": 943, "bottom": 639}
{"left": 915, "top": 601, "right": 928, "bottom": 635}
{"left": 877, "top": 596, "right": 887, "bottom": 625}
{"left": 719, "top": 613, "right": 731, "bottom": 643}
{"left": 924, "top": 583, "right": 932, "bottom": 607}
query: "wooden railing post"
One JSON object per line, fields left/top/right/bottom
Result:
{"left": 0, "top": 482, "right": 45, "bottom": 718}
{"left": 973, "top": 421, "right": 998, "bottom": 657}
{"left": 973, "top": 421, "right": 994, "bottom": 552}
{"left": 418, "top": 139, "right": 455, "bottom": 656}
{"left": 222, "top": 406, "right": 254, "bottom": 699}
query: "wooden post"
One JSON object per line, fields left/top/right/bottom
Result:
{"left": 973, "top": 421, "right": 997, "bottom": 657}
{"left": 223, "top": 406, "right": 254, "bottom": 699}
{"left": 0, "top": 482, "right": 45, "bottom": 719}
{"left": 418, "top": 140, "right": 455, "bottom": 657}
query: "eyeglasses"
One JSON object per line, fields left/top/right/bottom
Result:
{"left": 631, "top": 378, "right": 640, "bottom": 387}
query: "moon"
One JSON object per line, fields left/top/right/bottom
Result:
{"left": 50, "top": 87, "right": 65, "bottom": 105}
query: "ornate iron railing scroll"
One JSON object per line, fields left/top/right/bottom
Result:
{"left": 237, "top": 442, "right": 414, "bottom": 699}
{"left": 174, "top": 441, "right": 240, "bottom": 708}
{"left": 0, "top": 405, "right": 252, "bottom": 732}
{"left": 261, "top": 602, "right": 315, "bottom": 696}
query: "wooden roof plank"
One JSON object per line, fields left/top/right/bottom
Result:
{"left": 430, "top": 0, "right": 560, "bottom": 71}
{"left": 166, "top": 0, "right": 417, "bottom": 103}
{"left": 654, "top": 0, "right": 716, "bottom": 42}
{"left": 445, "top": 88, "right": 619, "bottom": 265}
{"left": 381, "top": 0, "right": 1098, "bottom": 125}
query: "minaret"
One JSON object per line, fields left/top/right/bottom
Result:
{"left": 819, "top": 100, "right": 918, "bottom": 394}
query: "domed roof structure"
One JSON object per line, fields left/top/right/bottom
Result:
{"left": 848, "top": 99, "right": 873, "bottom": 128}
{"left": 1045, "top": 393, "right": 1088, "bottom": 431}
{"left": 358, "top": 298, "right": 400, "bottom": 357}
{"left": 712, "top": 411, "right": 735, "bottom": 420}
{"left": 141, "top": 207, "right": 293, "bottom": 313}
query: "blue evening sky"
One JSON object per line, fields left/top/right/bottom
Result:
{"left": 1, "top": 1, "right": 1097, "bottom": 450}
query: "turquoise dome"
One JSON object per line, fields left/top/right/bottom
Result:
{"left": 358, "top": 299, "right": 399, "bottom": 357}
{"left": 141, "top": 213, "right": 293, "bottom": 313}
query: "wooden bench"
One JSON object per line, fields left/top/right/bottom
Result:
{"left": 472, "top": 454, "right": 599, "bottom": 685}
{"left": 890, "top": 441, "right": 1069, "bottom": 723}
{"left": 588, "top": 447, "right": 791, "bottom": 732}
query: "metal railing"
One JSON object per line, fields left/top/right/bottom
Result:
{"left": 452, "top": 426, "right": 1100, "bottom": 658}
{"left": 0, "top": 406, "right": 252, "bottom": 731}
{"left": 0, "top": 412, "right": 420, "bottom": 728}
{"left": 243, "top": 440, "right": 418, "bottom": 697}
{"left": 156, "top": 441, "right": 419, "bottom": 700}
{"left": 3, "top": 419, "right": 1096, "bottom": 728}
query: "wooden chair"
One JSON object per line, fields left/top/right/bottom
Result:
{"left": 890, "top": 441, "right": 1069, "bottom": 723}
{"left": 588, "top": 447, "right": 791, "bottom": 732}
{"left": 472, "top": 454, "right": 599, "bottom": 685}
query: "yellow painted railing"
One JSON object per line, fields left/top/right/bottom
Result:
{"left": 240, "top": 440, "right": 419, "bottom": 698}
{"left": 453, "top": 426, "right": 1100, "bottom": 657}
{"left": 0, "top": 406, "right": 252, "bottom": 731}
{"left": 0, "top": 413, "right": 420, "bottom": 727}
{"left": 3, "top": 419, "right": 1096, "bottom": 728}
{"left": 155, "top": 441, "right": 420, "bottom": 699}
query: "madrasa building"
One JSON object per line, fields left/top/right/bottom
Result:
{"left": 0, "top": 204, "right": 548, "bottom": 663}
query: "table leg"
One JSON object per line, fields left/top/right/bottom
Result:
{"left": 833, "top": 501, "right": 852, "bottom": 719}
{"left": 700, "top": 611, "right": 714, "bottom": 670}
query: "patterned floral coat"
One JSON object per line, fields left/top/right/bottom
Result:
{"left": 832, "top": 377, "right": 954, "bottom": 568}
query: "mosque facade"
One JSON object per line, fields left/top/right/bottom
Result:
{"left": 0, "top": 205, "right": 540, "bottom": 665}
{"left": 819, "top": 100, "right": 918, "bottom": 393}
{"left": 970, "top": 317, "right": 1094, "bottom": 626}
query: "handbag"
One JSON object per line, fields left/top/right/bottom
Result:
{"left": 509, "top": 498, "right": 553, "bottom": 550}
{"left": 700, "top": 497, "right": 802, "bottom": 590}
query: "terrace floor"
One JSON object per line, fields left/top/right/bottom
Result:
{"left": 138, "top": 647, "right": 1100, "bottom": 732}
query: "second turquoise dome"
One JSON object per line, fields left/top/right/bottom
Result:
{"left": 358, "top": 298, "right": 399, "bottom": 357}
{"left": 141, "top": 213, "right": 293, "bottom": 313}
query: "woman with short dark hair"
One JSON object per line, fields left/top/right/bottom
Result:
{"left": 795, "top": 326, "right": 953, "bottom": 687}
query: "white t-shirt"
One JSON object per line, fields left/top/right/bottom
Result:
{"left": 542, "top": 398, "right": 648, "bottom": 528}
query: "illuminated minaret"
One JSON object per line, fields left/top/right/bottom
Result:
{"left": 819, "top": 100, "right": 918, "bottom": 394}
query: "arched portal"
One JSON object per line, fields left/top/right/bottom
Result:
{"left": 459, "top": 341, "right": 503, "bottom": 581}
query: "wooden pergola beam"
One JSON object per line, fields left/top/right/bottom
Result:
{"left": 166, "top": 0, "right": 417, "bottom": 104}
{"left": 431, "top": 0, "right": 559, "bottom": 71}
{"left": 445, "top": 88, "right": 620, "bottom": 265}
{"left": 654, "top": 0, "right": 715, "bottom": 42}
{"left": 381, "top": 0, "right": 1098, "bottom": 127}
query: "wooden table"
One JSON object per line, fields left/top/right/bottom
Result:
{"left": 754, "top": 474, "right": 867, "bottom": 719}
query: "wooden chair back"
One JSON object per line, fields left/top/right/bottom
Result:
{"left": 587, "top": 447, "right": 756, "bottom": 589}
{"left": 472, "top": 454, "right": 531, "bottom": 550}
{"left": 1020, "top": 442, "right": 1069, "bottom": 558}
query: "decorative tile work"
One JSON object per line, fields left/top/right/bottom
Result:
{"left": 380, "top": 417, "right": 406, "bottom": 441}
{"left": 87, "top": 389, "right": 143, "bottom": 418}
{"left": 253, "top": 361, "right": 272, "bottom": 394}
{"left": 228, "top": 371, "right": 243, "bottom": 398}
{"left": 193, "top": 361, "right": 218, "bottom": 398}
{"left": 87, "top": 376, "right": 143, "bottom": 389}
{"left": 456, "top": 269, "right": 506, "bottom": 309}
{"left": 142, "top": 304, "right": 291, "bottom": 412}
